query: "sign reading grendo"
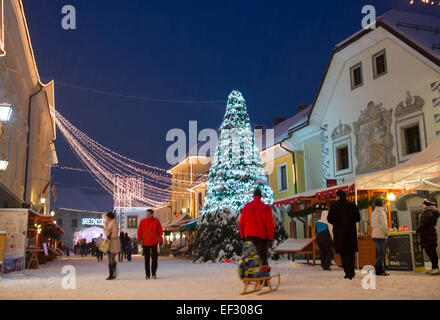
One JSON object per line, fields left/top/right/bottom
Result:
{"left": 81, "top": 218, "right": 104, "bottom": 226}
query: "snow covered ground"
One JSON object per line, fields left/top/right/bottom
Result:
{"left": 0, "top": 255, "right": 439, "bottom": 300}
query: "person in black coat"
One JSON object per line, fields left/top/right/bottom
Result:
{"left": 327, "top": 190, "right": 361, "bottom": 280}
{"left": 417, "top": 199, "right": 440, "bottom": 275}
{"left": 118, "top": 232, "right": 126, "bottom": 262}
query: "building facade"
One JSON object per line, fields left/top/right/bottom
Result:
{"left": 0, "top": 0, "right": 57, "bottom": 214}
{"left": 167, "top": 156, "right": 211, "bottom": 219}
{"left": 312, "top": 11, "right": 440, "bottom": 188}
{"left": 286, "top": 10, "right": 440, "bottom": 240}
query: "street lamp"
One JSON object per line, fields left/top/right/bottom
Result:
{"left": 0, "top": 104, "right": 13, "bottom": 122}
{"left": 40, "top": 197, "right": 46, "bottom": 204}
{"left": 50, "top": 210, "right": 55, "bottom": 216}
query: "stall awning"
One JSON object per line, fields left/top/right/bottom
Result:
{"left": 163, "top": 214, "right": 191, "bottom": 230}
{"left": 273, "top": 182, "right": 353, "bottom": 207}
{"left": 28, "top": 210, "right": 65, "bottom": 235}
{"left": 179, "top": 217, "right": 200, "bottom": 231}
{"left": 28, "top": 210, "right": 53, "bottom": 222}
{"left": 355, "top": 137, "right": 440, "bottom": 191}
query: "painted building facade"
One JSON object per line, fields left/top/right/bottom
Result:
{"left": 307, "top": 10, "right": 440, "bottom": 237}
{"left": 0, "top": 0, "right": 57, "bottom": 214}
{"left": 260, "top": 109, "right": 312, "bottom": 235}
{"left": 168, "top": 156, "right": 211, "bottom": 219}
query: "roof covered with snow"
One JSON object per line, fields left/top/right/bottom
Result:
{"left": 260, "top": 106, "right": 311, "bottom": 150}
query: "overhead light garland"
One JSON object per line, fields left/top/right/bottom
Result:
{"left": 55, "top": 110, "right": 205, "bottom": 208}
{"left": 409, "top": 0, "right": 440, "bottom": 6}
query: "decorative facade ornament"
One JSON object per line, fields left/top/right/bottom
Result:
{"left": 395, "top": 91, "right": 425, "bottom": 118}
{"left": 320, "top": 124, "right": 329, "bottom": 187}
{"left": 431, "top": 81, "right": 440, "bottom": 108}
{"left": 331, "top": 120, "right": 352, "bottom": 140}
{"left": 353, "top": 101, "right": 396, "bottom": 175}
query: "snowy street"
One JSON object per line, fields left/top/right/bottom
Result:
{"left": 1, "top": 256, "right": 439, "bottom": 300}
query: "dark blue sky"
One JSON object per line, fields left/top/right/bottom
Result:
{"left": 22, "top": 0, "right": 438, "bottom": 194}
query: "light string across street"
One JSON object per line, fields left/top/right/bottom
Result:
{"left": 54, "top": 110, "right": 201, "bottom": 208}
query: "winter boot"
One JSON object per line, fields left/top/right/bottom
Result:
{"left": 106, "top": 264, "right": 113, "bottom": 280}
{"left": 430, "top": 269, "right": 440, "bottom": 275}
{"left": 426, "top": 269, "right": 433, "bottom": 274}
{"left": 112, "top": 262, "right": 117, "bottom": 279}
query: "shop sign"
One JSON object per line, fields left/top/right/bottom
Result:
{"left": 81, "top": 218, "right": 104, "bottom": 226}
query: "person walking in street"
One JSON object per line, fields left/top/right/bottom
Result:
{"left": 137, "top": 209, "right": 163, "bottom": 279}
{"left": 124, "top": 233, "right": 132, "bottom": 261}
{"left": 104, "top": 212, "right": 121, "bottom": 280}
{"left": 80, "top": 239, "right": 86, "bottom": 257}
{"left": 316, "top": 210, "right": 334, "bottom": 271}
{"left": 126, "top": 238, "right": 133, "bottom": 262}
{"left": 91, "top": 239, "right": 97, "bottom": 257}
{"left": 417, "top": 199, "right": 440, "bottom": 275}
{"left": 371, "top": 198, "right": 390, "bottom": 276}
{"left": 328, "top": 190, "right": 360, "bottom": 280}
{"left": 95, "top": 234, "right": 105, "bottom": 262}
{"left": 118, "top": 232, "right": 126, "bottom": 262}
{"left": 239, "top": 188, "right": 275, "bottom": 268}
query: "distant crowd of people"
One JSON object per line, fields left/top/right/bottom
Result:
{"left": 71, "top": 232, "right": 139, "bottom": 263}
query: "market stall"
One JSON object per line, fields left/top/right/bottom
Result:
{"left": 27, "top": 210, "right": 64, "bottom": 268}
{"left": 275, "top": 138, "right": 440, "bottom": 270}
{"left": 162, "top": 214, "right": 191, "bottom": 257}
{"left": 176, "top": 217, "right": 200, "bottom": 258}
{"left": 274, "top": 184, "right": 417, "bottom": 268}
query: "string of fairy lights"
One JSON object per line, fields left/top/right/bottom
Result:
{"left": 409, "top": 0, "right": 440, "bottom": 6}
{"left": 54, "top": 110, "right": 206, "bottom": 208}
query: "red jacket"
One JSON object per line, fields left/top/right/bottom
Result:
{"left": 239, "top": 196, "right": 275, "bottom": 240}
{"left": 137, "top": 217, "right": 163, "bottom": 246}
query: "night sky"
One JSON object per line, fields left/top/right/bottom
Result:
{"left": 22, "top": 0, "right": 438, "bottom": 196}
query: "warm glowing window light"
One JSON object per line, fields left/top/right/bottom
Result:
{"left": 0, "top": 104, "right": 12, "bottom": 122}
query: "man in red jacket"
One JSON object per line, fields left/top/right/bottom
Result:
{"left": 137, "top": 209, "right": 163, "bottom": 279}
{"left": 239, "top": 189, "right": 275, "bottom": 266}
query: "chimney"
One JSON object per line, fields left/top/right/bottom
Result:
{"left": 298, "top": 104, "right": 310, "bottom": 112}
{"left": 274, "top": 117, "right": 286, "bottom": 126}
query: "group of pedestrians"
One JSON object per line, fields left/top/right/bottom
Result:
{"left": 98, "top": 188, "right": 439, "bottom": 281}
{"left": 102, "top": 209, "right": 163, "bottom": 280}
{"left": 317, "top": 191, "right": 439, "bottom": 278}
{"left": 118, "top": 232, "right": 134, "bottom": 262}
{"left": 74, "top": 239, "right": 98, "bottom": 257}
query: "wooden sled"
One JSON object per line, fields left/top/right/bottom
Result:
{"left": 240, "top": 266, "right": 280, "bottom": 295}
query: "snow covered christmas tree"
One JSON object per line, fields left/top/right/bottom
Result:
{"left": 191, "top": 90, "right": 287, "bottom": 262}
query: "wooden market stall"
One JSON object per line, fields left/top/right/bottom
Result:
{"left": 274, "top": 183, "right": 400, "bottom": 269}
{"left": 27, "top": 210, "right": 64, "bottom": 269}
{"left": 162, "top": 214, "right": 191, "bottom": 257}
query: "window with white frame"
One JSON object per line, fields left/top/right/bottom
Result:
{"left": 372, "top": 49, "right": 387, "bottom": 79}
{"left": 277, "top": 163, "right": 288, "bottom": 192}
{"left": 333, "top": 138, "right": 352, "bottom": 176}
{"left": 350, "top": 62, "right": 363, "bottom": 90}
{"left": 396, "top": 115, "right": 425, "bottom": 162}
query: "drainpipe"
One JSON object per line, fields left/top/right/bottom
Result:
{"left": 279, "top": 141, "right": 298, "bottom": 195}
{"left": 23, "top": 84, "right": 43, "bottom": 207}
